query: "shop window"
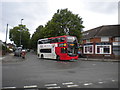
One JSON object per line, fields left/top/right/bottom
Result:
{"left": 84, "top": 45, "right": 93, "bottom": 54}
{"left": 95, "top": 45, "right": 111, "bottom": 54}
{"left": 104, "top": 46, "right": 110, "bottom": 53}
{"left": 115, "top": 37, "right": 120, "bottom": 41}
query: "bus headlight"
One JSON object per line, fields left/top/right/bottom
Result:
{"left": 63, "top": 43, "right": 67, "bottom": 46}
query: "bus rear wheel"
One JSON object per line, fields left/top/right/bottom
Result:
{"left": 56, "top": 55, "right": 60, "bottom": 61}
{"left": 41, "top": 54, "right": 44, "bottom": 59}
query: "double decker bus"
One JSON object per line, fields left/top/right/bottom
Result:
{"left": 37, "top": 35, "right": 78, "bottom": 60}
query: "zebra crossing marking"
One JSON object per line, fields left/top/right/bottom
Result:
{"left": 46, "top": 86, "right": 61, "bottom": 89}
{"left": 112, "top": 80, "right": 116, "bottom": 82}
{"left": 44, "top": 83, "right": 57, "bottom": 87}
{"left": 2, "top": 86, "right": 16, "bottom": 89}
{"left": 44, "top": 83, "right": 61, "bottom": 89}
{"left": 62, "top": 82, "right": 74, "bottom": 85}
{"left": 83, "top": 83, "right": 93, "bottom": 86}
{"left": 3, "top": 79, "right": 114, "bottom": 89}
{"left": 24, "top": 85, "right": 38, "bottom": 88}
{"left": 67, "top": 84, "right": 79, "bottom": 87}
{"left": 98, "top": 81, "right": 104, "bottom": 84}
{"left": 62, "top": 82, "right": 79, "bottom": 88}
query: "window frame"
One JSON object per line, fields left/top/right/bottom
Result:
{"left": 95, "top": 45, "right": 111, "bottom": 54}
{"left": 115, "top": 37, "right": 120, "bottom": 41}
{"left": 40, "top": 49, "right": 52, "bottom": 53}
{"left": 83, "top": 45, "right": 93, "bottom": 54}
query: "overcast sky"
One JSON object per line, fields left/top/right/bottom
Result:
{"left": 0, "top": 0, "right": 119, "bottom": 43}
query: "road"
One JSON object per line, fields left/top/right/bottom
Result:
{"left": 2, "top": 51, "right": 119, "bottom": 89}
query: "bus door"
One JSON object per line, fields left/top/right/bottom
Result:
{"left": 51, "top": 44, "right": 57, "bottom": 59}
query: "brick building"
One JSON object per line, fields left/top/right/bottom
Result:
{"left": 81, "top": 25, "right": 120, "bottom": 59}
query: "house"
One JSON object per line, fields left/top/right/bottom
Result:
{"left": 0, "top": 40, "right": 2, "bottom": 56}
{"left": 81, "top": 25, "right": 120, "bottom": 59}
{"left": 0, "top": 40, "right": 6, "bottom": 55}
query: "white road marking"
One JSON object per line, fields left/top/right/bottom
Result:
{"left": 112, "top": 80, "right": 116, "bottom": 82}
{"left": 98, "top": 81, "right": 104, "bottom": 84}
{"left": 62, "top": 82, "right": 74, "bottom": 85}
{"left": 46, "top": 86, "right": 61, "bottom": 89}
{"left": 24, "top": 85, "right": 38, "bottom": 88}
{"left": 45, "top": 84, "right": 57, "bottom": 87}
{"left": 2, "top": 87, "right": 16, "bottom": 89}
{"left": 67, "top": 85, "right": 79, "bottom": 87}
{"left": 84, "top": 83, "right": 93, "bottom": 86}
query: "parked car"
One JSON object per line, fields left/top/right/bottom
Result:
{"left": 14, "top": 47, "right": 22, "bottom": 56}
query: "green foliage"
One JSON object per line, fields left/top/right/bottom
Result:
{"left": 2, "top": 44, "right": 6, "bottom": 51}
{"left": 30, "top": 25, "right": 44, "bottom": 49}
{"left": 9, "top": 25, "right": 30, "bottom": 49}
{"left": 44, "top": 8, "right": 84, "bottom": 41}
{"left": 31, "top": 8, "right": 84, "bottom": 49}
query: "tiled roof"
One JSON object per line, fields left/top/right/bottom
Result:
{"left": 82, "top": 25, "right": 120, "bottom": 40}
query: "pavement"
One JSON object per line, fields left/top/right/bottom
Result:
{"left": 80, "top": 58, "right": 119, "bottom": 62}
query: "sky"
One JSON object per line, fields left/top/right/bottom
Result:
{"left": 0, "top": 0, "right": 119, "bottom": 43}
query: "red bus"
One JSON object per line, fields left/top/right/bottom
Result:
{"left": 37, "top": 35, "right": 78, "bottom": 60}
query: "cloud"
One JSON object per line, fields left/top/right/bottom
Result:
{"left": 118, "top": 1, "right": 120, "bottom": 24}
{"left": 0, "top": 0, "right": 118, "bottom": 43}
{"left": 83, "top": 2, "right": 118, "bottom": 14}
{"left": 1, "top": 0, "right": 50, "bottom": 42}
{"left": 80, "top": 1, "right": 118, "bottom": 30}
{"left": 1, "top": 1, "right": 49, "bottom": 32}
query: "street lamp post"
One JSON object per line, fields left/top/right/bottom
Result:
{"left": 20, "top": 19, "right": 24, "bottom": 47}
{"left": 19, "top": 19, "right": 24, "bottom": 57}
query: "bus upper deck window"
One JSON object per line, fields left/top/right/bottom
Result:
{"left": 60, "top": 37, "right": 65, "bottom": 42}
{"left": 39, "top": 41, "right": 43, "bottom": 44}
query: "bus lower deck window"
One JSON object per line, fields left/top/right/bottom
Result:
{"left": 40, "top": 49, "right": 51, "bottom": 53}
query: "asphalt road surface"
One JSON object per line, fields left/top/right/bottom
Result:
{"left": 2, "top": 51, "right": 119, "bottom": 89}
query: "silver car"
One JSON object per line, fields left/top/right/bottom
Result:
{"left": 14, "top": 47, "right": 22, "bottom": 56}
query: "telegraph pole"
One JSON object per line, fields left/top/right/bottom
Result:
{"left": 5, "top": 24, "right": 8, "bottom": 53}
{"left": 5, "top": 24, "right": 8, "bottom": 43}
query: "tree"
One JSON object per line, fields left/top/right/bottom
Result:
{"left": 44, "top": 8, "right": 84, "bottom": 41}
{"left": 30, "top": 25, "right": 44, "bottom": 50}
{"left": 9, "top": 25, "right": 30, "bottom": 49}
{"left": 30, "top": 8, "right": 84, "bottom": 50}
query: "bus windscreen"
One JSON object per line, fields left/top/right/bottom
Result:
{"left": 67, "top": 36, "right": 78, "bottom": 56}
